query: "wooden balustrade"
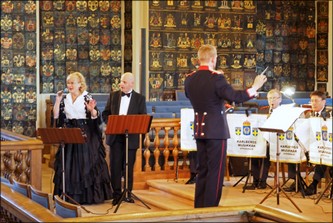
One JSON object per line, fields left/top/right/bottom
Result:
{"left": 141, "top": 118, "right": 186, "bottom": 172}
{"left": 1, "top": 129, "right": 44, "bottom": 190}
{"left": 132, "top": 118, "right": 190, "bottom": 189}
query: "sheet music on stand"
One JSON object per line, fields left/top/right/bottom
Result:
{"left": 260, "top": 105, "right": 309, "bottom": 133}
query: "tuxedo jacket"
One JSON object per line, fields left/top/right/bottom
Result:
{"left": 184, "top": 66, "right": 255, "bottom": 140}
{"left": 102, "top": 90, "right": 147, "bottom": 150}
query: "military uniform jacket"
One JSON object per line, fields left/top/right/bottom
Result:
{"left": 184, "top": 66, "right": 255, "bottom": 140}
{"left": 307, "top": 107, "right": 331, "bottom": 119}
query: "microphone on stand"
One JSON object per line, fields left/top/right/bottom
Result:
{"left": 245, "top": 108, "right": 250, "bottom": 117}
{"left": 267, "top": 105, "right": 273, "bottom": 118}
{"left": 244, "top": 103, "right": 257, "bottom": 117}
{"left": 269, "top": 104, "right": 273, "bottom": 114}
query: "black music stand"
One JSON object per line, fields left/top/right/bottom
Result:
{"left": 258, "top": 129, "right": 301, "bottom": 213}
{"left": 37, "top": 128, "right": 85, "bottom": 203}
{"left": 258, "top": 106, "right": 308, "bottom": 213}
{"left": 281, "top": 163, "right": 308, "bottom": 198}
{"left": 316, "top": 178, "right": 332, "bottom": 204}
{"left": 233, "top": 157, "right": 273, "bottom": 192}
{"left": 314, "top": 156, "right": 332, "bottom": 204}
{"left": 105, "top": 115, "right": 153, "bottom": 213}
{"left": 280, "top": 134, "right": 309, "bottom": 197}
{"left": 279, "top": 136, "right": 308, "bottom": 197}
{"left": 233, "top": 157, "right": 255, "bottom": 192}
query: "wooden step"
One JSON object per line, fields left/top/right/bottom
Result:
{"left": 133, "top": 178, "right": 195, "bottom": 210}
{"left": 133, "top": 190, "right": 194, "bottom": 210}
{"left": 146, "top": 178, "right": 195, "bottom": 201}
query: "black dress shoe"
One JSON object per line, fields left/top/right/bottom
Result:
{"left": 257, "top": 181, "right": 267, "bottom": 189}
{"left": 284, "top": 182, "right": 296, "bottom": 192}
{"left": 244, "top": 183, "right": 256, "bottom": 190}
{"left": 305, "top": 184, "right": 317, "bottom": 196}
{"left": 185, "top": 176, "right": 196, "bottom": 184}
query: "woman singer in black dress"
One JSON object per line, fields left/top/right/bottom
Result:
{"left": 53, "top": 71, "right": 112, "bottom": 204}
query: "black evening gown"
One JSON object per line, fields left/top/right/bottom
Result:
{"left": 53, "top": 96, "right": 112, "bottom": 204}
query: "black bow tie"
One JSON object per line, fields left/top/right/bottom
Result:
{"left": 121, "top": 92, "right": 131, "bottom": 97}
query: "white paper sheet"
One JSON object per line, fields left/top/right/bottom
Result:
{"left": 259, "top": 105, "right": 310, "bottom": 133}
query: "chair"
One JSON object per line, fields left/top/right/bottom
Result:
{"left": 29, "top": 185, "right": 54, "bottom": 211}
{"left": 54, "top": 195, "right": 82, "bottom": 218}
{"left": 0, "top": 176, "right": 12, "bottom": 186}
{"left": 175, "top": 90, "right": 187, "bottom": 101}
{"left": 12, "top": 179, "right": 30, "bottom": 198}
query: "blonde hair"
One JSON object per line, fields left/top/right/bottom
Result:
{"left": 198, "top": 44, "right": 217, "bottom": 63}
{"left": 267, "top": 89, "right": 282, "bottom": 98}
{"left": 67, "top": 72, "right": 87, "bottom": 93}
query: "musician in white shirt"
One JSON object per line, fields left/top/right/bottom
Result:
{"left": 251, "top": 89, "right": 281, "bottom": 189}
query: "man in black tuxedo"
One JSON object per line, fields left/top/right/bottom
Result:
{"left": 102, "top": 72, "right": 147, "bottom": 205}
{"left": 184, "top": 44, "right": 267, "bottom": 208}
{"left": 304, "top": 90, "right": 332, "bottom": 196}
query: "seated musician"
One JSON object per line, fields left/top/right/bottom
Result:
{"left": 304, "top": 90, "right": 332, "bottom": 196}
{"left": 251, "top": 89, "right": 282, "bottom": 189}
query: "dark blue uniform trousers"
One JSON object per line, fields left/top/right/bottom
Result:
{"left": 195, "top": 139, "right": 227, "bottom": 208}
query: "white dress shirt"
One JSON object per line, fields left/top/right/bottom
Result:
{"left": 119, "top": 91, "right": 132, "bottom": 115}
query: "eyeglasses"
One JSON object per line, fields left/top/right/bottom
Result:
{"left": 310, "top": 99, "right": 324, "bottom": 103}
{"left": 267, "top": 97, "right": 280, "bottom": 100}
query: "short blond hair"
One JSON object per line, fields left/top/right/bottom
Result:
{"left": 67, "top": 72, "right": 87, "bottom": 93}
{"left": 267, "top": 89, "right": 282, "bottom": 98}
{"left": 198, "top": 44, "right": 217, "bottom": 63}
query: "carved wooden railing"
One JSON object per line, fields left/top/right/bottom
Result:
{"left": 0, "top": 129, "right": 44, "bottom": 190}
{"left": 132, "top": 118, "right": 191, "bottom": 188}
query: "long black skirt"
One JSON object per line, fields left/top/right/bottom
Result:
{"left": 53, "top": 122, "right": 112, "bottom": 204}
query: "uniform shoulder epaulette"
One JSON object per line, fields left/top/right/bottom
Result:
{"left": 210, "top": 69, "right": 223, "bottom": 75}
{"left": 186, "top": 70, "right": 196, "bottom": 77}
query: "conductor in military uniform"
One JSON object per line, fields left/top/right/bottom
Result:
{"left": 184, "top": 44, "right": 267, "bottom": 208}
